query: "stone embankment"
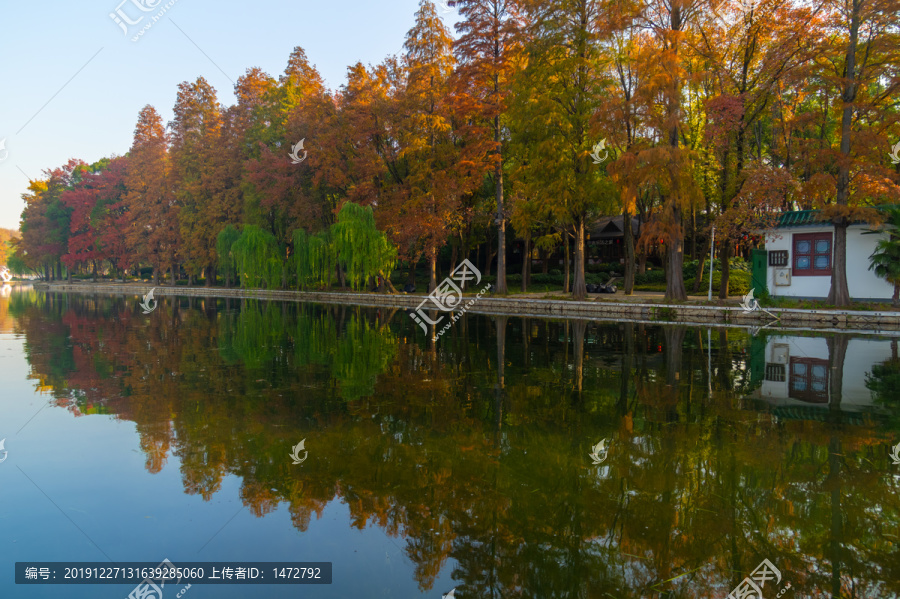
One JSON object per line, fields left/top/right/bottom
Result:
{"left": 34, "top": 282, "right": 900, "bottom": 334}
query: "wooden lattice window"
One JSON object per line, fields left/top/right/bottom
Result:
{"left": 788, "top": 357, "right": 829, "bottom": 403}
{"left": 792, "top": 232, "right": 832, "bottom": 276}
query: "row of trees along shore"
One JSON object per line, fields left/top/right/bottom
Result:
{"left": 12, "top": 0, "right": 900, "bottom": 304}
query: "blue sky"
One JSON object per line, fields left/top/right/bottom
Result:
{"left": 0, "top": 0, "right": 457, "bottom": 230}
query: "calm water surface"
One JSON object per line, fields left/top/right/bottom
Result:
{"left": 0, "top": 286, "right": 898, "bottom": 598}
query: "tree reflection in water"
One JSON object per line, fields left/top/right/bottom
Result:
{"left": 7, "top": 289, "right": 900, "bottom": 598}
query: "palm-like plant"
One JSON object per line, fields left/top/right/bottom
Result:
{"left": 867, "top": 206, "right": 900, "bottom": 306}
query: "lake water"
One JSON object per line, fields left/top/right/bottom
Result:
{"left": 1, "top": 286, "right": 898, "bottom": 598}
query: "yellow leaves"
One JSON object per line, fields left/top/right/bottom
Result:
{"left": 819, "top": 204, "right": 881, "bottom": 226}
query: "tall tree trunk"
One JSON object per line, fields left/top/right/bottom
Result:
{"left": 718, "top": 243, "right": 731, "bottom": 299}
{"left": 663, "top": 5, "right": 687, "bottom": 302}
{"left": 624, "top": 208, "right": 635, "bottom": 295}
{"left": 484, "top": 236, "right": 494, "bottom": 278}
{"left": 690, "top": 206, "right": 697, "bottom": 260}
{"left": 829, "top": 223, "right": 850, "bottom": 304}
{"left": 693, "top": 238, "right": 708, "bottom": 293}
{"left": 92, "top": 260, "right": 98, "bottom": 283}
{"left": 521, "top": 230, "right": 531, "bottom": 293}
{"left": 495, "top": 109, "right": 508, "bottom": 294}
{"left": 170, "top": 262, "right": 177, "bottom": 287}
{"left": 450, "top": 241, "right": 458, "bottom": 276}
{"left": 665, "top": 206, "right": 688, "bottom": 301}
{"left": 407, "top": 259, "right": 417, "bottom": 289}
{"left": 573, "top": 320, "right": 587, "bottom": 395}
{"left": 428, "top": 246, "right": 437, "bottom": 293}
{"left": 564, "top": 235, "right": 570, "bottom": 293}
{"left": 378, "top": 270, "right": 398, "bottom": 294}
{"left": 206, "top": 264, "right": 215, "bottom": 287}
{"left": 573, "top": 217, "right": 587, "bottom": 300}
{"left": 665, "top": 326, "right": 686, "bottom": 387}
{"left": 827, "top": 0, "right": 860, "bottom": 307}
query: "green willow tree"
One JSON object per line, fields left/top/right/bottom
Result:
{"left": 293, "top": 202, "right": 397, "bottom": 291}
{"left": 331, "top": 202, "right": 397, "bottom": 291}
{"left": 216, "top": 225, "right": 241, "bottom": 288}
{"left": 292, "top": 228, "right": 335, "bottom": 289}
{"left": 231, "top": 225, "right": 282, "bottom": 289}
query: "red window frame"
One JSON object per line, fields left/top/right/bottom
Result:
{"left": 792, "top": 232, "right": 833, "bottom": 276}
{"left": 788, "top": 357, "right": 829, "bottom": 403}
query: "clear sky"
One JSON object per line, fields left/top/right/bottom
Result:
{"left": 0, "top": 0, "right": 456, "bottom": 230}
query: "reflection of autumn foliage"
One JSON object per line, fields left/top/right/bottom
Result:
{"left": 9, "top": 289, "right": 900, "bottom": 598}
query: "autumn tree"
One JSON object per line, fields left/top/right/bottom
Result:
{"left": 61, "top": 157, "right": 131, "bottom": 280}
{"left": 389, "top": 1, "right": 459, "bottom": 292}
{"left": 509, "top": 0, "right": 617, "bottom": 300}
{"left": 18, "top": 162, "right": 81, "bottom": 280}
{"left": 169, "top": 77, "right": 224, "bottom": 285}
{"left": 637, "top": 0, "right": 707, "bottom": 300}
{"left": 818, "top": 0, "right": 900, "bottom": 305}
{"left": 124, "top": 105, "right": 176, "bottom": 286}
{"left": 694, "top": 0, "right": 819, "bottom": 297}
{"left": 598, "top": 4, "right": 655, "bottom": 295}
{"left": 451, "top": 0, "right": 525, "bottom": 294}
{"left": 244, "top": 48, "right": 333, "bottom": 286}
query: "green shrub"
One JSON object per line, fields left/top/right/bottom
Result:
{"left": 686, "top": 269, "right": 750, "bottom": 295}
{"left": 531, "top": 273, "right": 565, "bottom": 286}
{"left": 635, "top": 270, "right": 667, "bottom": 285}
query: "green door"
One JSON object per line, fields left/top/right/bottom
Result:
{"left": 751, "top": 249, "right": 768, "bottom": 296}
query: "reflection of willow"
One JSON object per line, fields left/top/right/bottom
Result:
{"left": 12, "top": 290, "right": 900, "bottom": 598}
{"left": 217, "top": 300, "right": 289, "bottom": 369}
{"left": 290, "top": 304, "right": 398, "bottom": 401}
{"left": 218, "top": 301, "right": 397, "bottom": 401}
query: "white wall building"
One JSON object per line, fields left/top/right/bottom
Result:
{"left": 761, "top": 211, "right": 894, "bottom": 301}
{"left": 749, "top": 335, "right": 896, "bottom": 417}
